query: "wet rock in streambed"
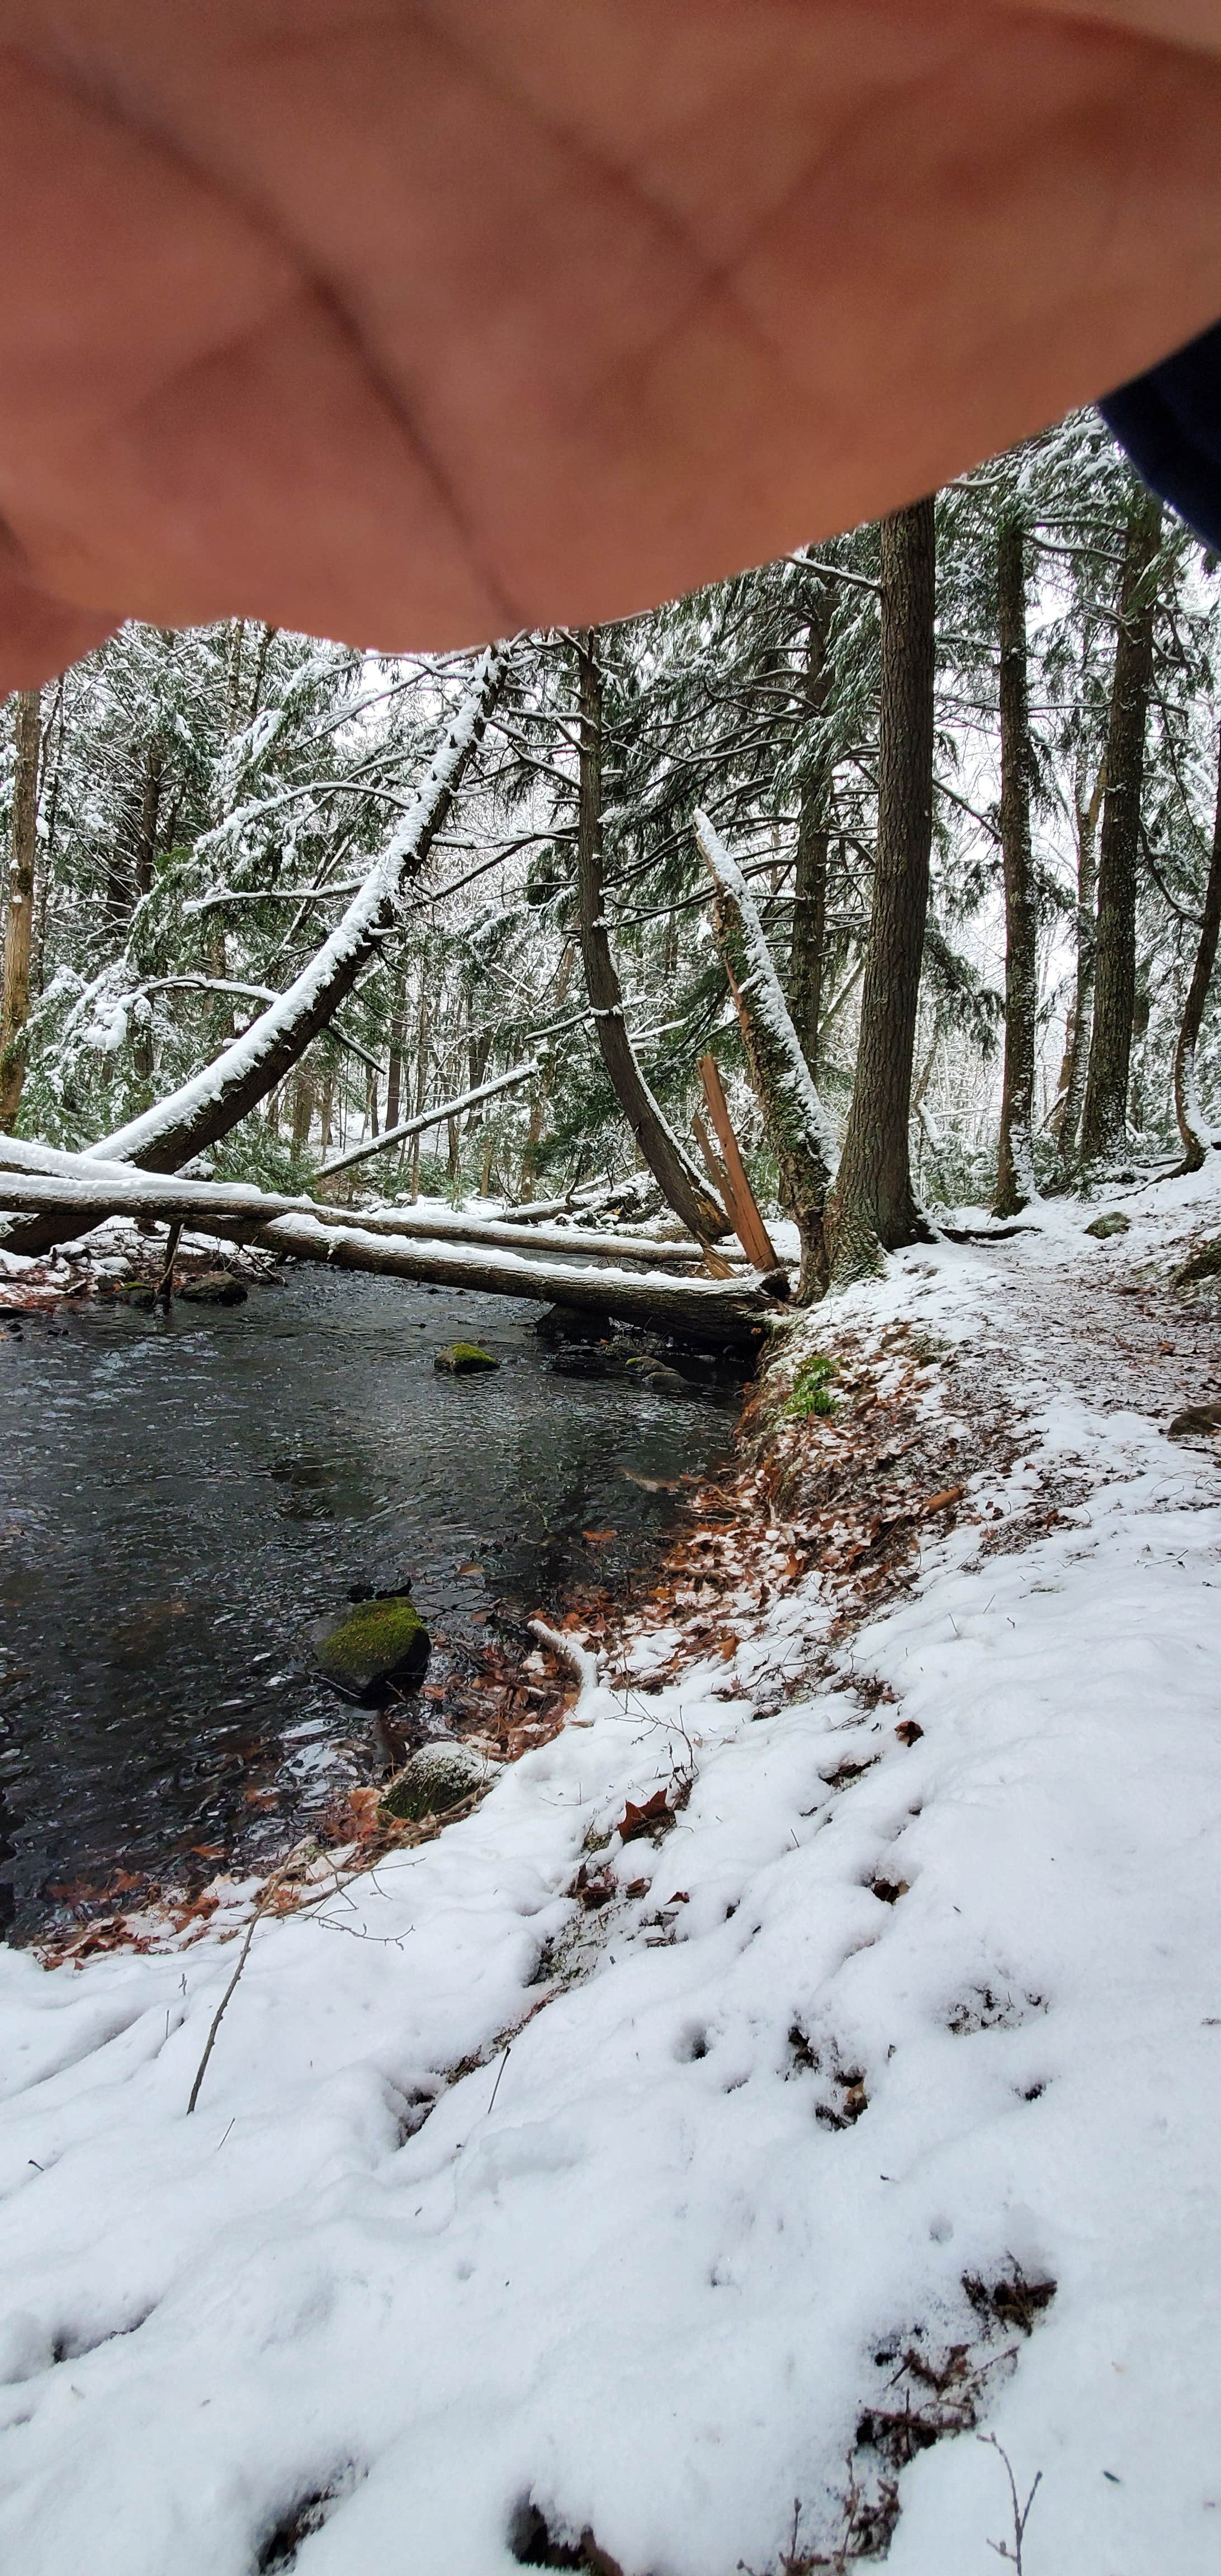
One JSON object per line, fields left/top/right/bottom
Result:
{"left": 379, "top": 1737, "right": 486, "bottom": 1824}
{"left": 434, "top": 1341, "right": 499, "bottom": 1375}
{"left": 627, "top": 1357, "right": 694, "bottom": 1396}
{"left": 530, "top": 1304, "right": 603, "bottom": 1343}
{"left": 548, "top": 1342, "right": 628, "bottom": 1380}
{"left": 178, "top": 1271, "right": 248, "bottom": 1305}
{"left": 1085, "top": 1211, "right": 1131, "bottom": 1240}
{"left": 314, "top": 1595, "right": 431, "bottom": 1705}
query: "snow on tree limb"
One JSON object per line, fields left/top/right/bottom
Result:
{"left": 89, "top": 646, "right": 507, "bottom": 1175}
{"left": 694, "top": 812, "right": 838, "bottom": 1173}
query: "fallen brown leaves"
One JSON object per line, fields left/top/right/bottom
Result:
{"left": 600, "top": 1324, "right": 1007, "bottom": 1694}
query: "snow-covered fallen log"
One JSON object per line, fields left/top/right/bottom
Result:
{"left": 0, "top": 1137, "right": 733, "bottom": 1273}
{"left": 0, "top": 1137, "right": 774, "bottom": 1337}
{"left": 308, "top": 1203, "right": 728, "bottom": 1269}
{"left": 208, "top": 1210, "right": 779, "bottom": 1344}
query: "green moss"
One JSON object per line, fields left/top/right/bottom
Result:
{"left": 379, "top": 1742, "right": 484, "bottom": 1823}
{"left": 785, "top": 1351, "right": 839, "bottom": 1420}
{"left": 316, "top": 1597, "right": 430, "bottom": 1702}
{"left": 434, "top": 1342, "right": 499, "bottom": 1374}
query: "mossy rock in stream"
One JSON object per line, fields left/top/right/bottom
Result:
{"left": 434, "top": 1342, "right": 499, "bottom": 1374}
{"left": 315, "top": 1596, "right": 430, "bottom": 1705}
{"left": 379, "top": 1739, "right": 486, "bottom": 1824}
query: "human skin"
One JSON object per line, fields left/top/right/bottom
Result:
{"left": 1, "top": 0, "right": 1220, "bottom": 684}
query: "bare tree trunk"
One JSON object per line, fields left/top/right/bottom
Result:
{"left": 826, "top": 499, "right": 937, "bottom": 1282}
{"left": 134, "top": 738, "right": 165, "bottom": 905}
{"left": 246, "top": 623, "right": 277, "bottom": 727}
{"left": 1080, "top": 486, "right": 1163, "bottom": 1168}
{"left": 574, "top": 632, "right": 727, "bottom": 1243}
{"left": 1054, "top": 759, "right": 1105, "bottom": 1166}
{"left": 520, "top": 943, "right": 574, "bottom": 1199}
{"left": 408, "top": 951, "right": 431, "bottom": 1201}
{"left": 993, "top": 513, "right": 1039, "bottom": 1216}
{"left": 787, "top": 581, "right": 834, "bottom": 1082}
{"left": 32, "top": 681, "right": 64, "bottom": 999}
{"left": 1128, "top": 969, "right": 1151, "bottom": 1132}
{"left": 697, "top": 812, "right": 836, "bottom": 1299}
{"left": 1174, "top": 726, "right": 1221, "bottom": 1169}
{"left": 291, "top": 1070, "right": 315, "bottom": 1153}
{"left": 0, "top": 689, "right": 41, "bottom": 1130}
{"left": 385, "top": 977, "right": 406, "bottom": 1133}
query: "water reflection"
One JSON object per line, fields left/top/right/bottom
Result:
{"left": 0, "top": 1271, "right": 736, "bottom": 1936}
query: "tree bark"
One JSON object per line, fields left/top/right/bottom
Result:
{"left": 1054, "top": 759, "right": 1105, "bottom": 1167}
{"left": 1080, "top": 486, "right": 1163, "bottom": 1168}
{"left": 788, "top": 583, "right": 834, "bottom": 1083}
{"left": 0, "top": 689, "right": 41, "bottom": 1130}
{"left": 993, "top": 513, "right": 1039, "bottom": 1216}
{"left": 1173, "top": 726, "right": 1221, "bottom": 1170}
{"left": 574, "top": 632, "right": 728, "bottom": 1244}
{"left": 697, "top": 811, "right": 836, "bottom": 1299}
{"left": 826, "top": 499, "right": 937, "bottom": 1282}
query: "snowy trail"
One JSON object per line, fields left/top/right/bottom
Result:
{"left": 0, "top": 1174, "right": 1219, "bottom": 2575}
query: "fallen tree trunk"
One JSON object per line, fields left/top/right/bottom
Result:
{"left": 210, "top": 1210, "right": 778, "bottom": 1345}
{"left": 0, "top": 1164, "right": 727, "bottom": 1272}
{"left": 499, "top": 1180, "right": 635, "bottom": 1224}
{"left": 317, "top": 1056, "right": 539, "bottom": 1180}
{"left": 308, "top": 1203, "right": 732, "bottom": 1267}
{"left": 0, "top": 1136, "right": 744, "bottom": 1281}
{"left": 3, "top": 651, "right": 505, "bottom": 1254}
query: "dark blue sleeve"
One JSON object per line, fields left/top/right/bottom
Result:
{"left": 1101, "top": 319, "right": 1221, "bottom": 551}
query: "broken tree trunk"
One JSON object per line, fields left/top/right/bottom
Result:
{"left": 574, "top": 633, "right": 728, "bottom": 1244}
{"left": 697, "top": 811, "right": 837, "bottom": 1301}
{"left": 694, "top": 1058, "right": 777, "bottom": 1273}
{"left": 3, "top": 652, "right": 505, "bottom": 1252}
{"left": 1173, "top": 725, "right": 1221, "bottom": 1172}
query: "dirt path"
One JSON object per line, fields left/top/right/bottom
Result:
{"left": 953, "top": 1202, "right": 1220, "bottom": 1431}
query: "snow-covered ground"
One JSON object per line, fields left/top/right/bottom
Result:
{"left": 2, "top": 1171, "right": 1219, "bottom": 2575}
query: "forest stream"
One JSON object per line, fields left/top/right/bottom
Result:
{"left": 0, "top": 1270, "right": 740, "bottom": 1940}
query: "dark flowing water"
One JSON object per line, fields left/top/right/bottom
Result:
{"left": 0, "top": 1272, "right": 738, "bottom": 1939}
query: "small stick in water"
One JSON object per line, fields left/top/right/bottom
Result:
{"left": 155, "top": 1220, "right": 182, "bottom": 1308}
